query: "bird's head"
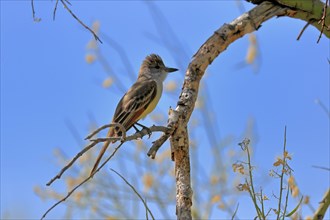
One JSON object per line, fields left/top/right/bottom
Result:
{"left": 138, "top": 54, "right": 178, "bottom": 81}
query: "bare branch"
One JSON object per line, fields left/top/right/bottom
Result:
{"left": 59, "top": 0, "right": 102, "bottom": 43}
{"left": 63, "top": 0, "right": 72, "bottom": 6}
{"left": 317, "top": 0, "right": 329, "bottom": 43}
{"left": 41, "top": 142, "right": 124, "bottom": 220}
{"left": 31, "top": 0, "right": 36, "bottom": 20}
{"left": 147, "top": 133, "right": 170, "bottom": 159}
{"left": 231, "top": 203, "right": 239, "bottom": 220}
{"left": 85, "top": 123, "right": 126, "bottom": 140}
{"left": 46, "top": 140, "right": 98, "bottom": 186}
{"left": 46, "top": 124, "right": 168, "bottom": 186}
{"left": 52, "top": 0, "right": 59, "bottom": 21}
{"left": 297, "top": 21, "right": 311, "bottom": 41}
{"left": 31, "top": 0, "right": 41, "bottom": 22}
{"left": 312, "top": 165, "right": 330, "bottom": 171}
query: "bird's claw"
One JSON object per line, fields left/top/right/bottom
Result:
{"left": 134, "top": 122, "right": 152, "bottom": 139}
{"left": 145, "top": 127, "right": 152, "bottom": 139}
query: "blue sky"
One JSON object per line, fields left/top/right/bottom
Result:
{"left": 1, "top": 1, "right": 329, "bottom": 219}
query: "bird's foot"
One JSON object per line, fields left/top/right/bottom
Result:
{"left": 135, "top": 122, "right": 152, "bottom": 138}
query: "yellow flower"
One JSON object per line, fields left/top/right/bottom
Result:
{"left": 211, "top": 195, "right": 221, "bottom": 204}
{"left": 102, "top": 77, "right": 113, "bottom": 88}
{"left": 284, "top": 151, "right": 292, "bottom": 160}
{"left": 292, "top": 186, "right": 299, "bottom": 197}
{"left": 143, "top": 173, "right": 154, "bottom": 190}
{"left": 304, "top": 196, "right": 310, "bottom": 204}
{"left": 237, "top": 183, "right": 249, "bottom": 191}
{"left": 273, "top": 158, "right": 283, "bottom": 167}
{"left": 85, "top": 54, "right": 96, "bottom": 64}
{"left": 232, "top": 163, "right": 245, "bottom": 174}
{"left": 288, "top": 176, "right": 295, "bottom": 187}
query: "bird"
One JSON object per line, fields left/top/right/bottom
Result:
{"left": 90, "top": 54, "right": 178, "bottom": 176}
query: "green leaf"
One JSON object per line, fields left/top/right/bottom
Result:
{"left": 285, "top": 196, "right": 303, "bottom": 217}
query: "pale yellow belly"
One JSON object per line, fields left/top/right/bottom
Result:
{"left": 137, "top": 82, "right": 162, "bottom": 120}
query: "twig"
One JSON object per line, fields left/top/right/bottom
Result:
{"left": 31, "top": 0, "right": 41, "bottom": 22}
{"left": 52, "top": 0, "right": 59, "bottom": 21}
{"left": 297, "top": 21, "right": 311, "bottom": 41}
{"left": 90, "top": 137, "right": 122, "bottom": 142}
{"left": 47, "top": 124, "right": 168, "bottom": 186}
{"left": 282, "top": 175, "right": 290, "bottom": 220}
{"left": 147, "top": 133, "right": 170, "bottom": 159}
{"left": 85, "top": 123, "right": 126, "bottom": 140}
{"left": 315, "top": 99, "right": 330, "bottom": 119}
{"left": 239, "top": 139, "right": 263, "bottom": 219}
{"left": 31, "top": 0, "right": 36, "bottom": 20}
{"left": 89, "top": 125, "right": 168, "bottom": 143}
{"left": 145, "top": 198, "right": 149, "bottom": 220}
{"left": 231, "top": 203, "right": 239, "bottom": 220}
{"left": 312, "top": 165, "right": 330, "bottom": 171}
{"left": 110, "top": 169, "right": 155, "bottom": 220}
{"left": 59, "top": 0, "right": 102, "bottom": 43}
{"left": 317, "top": 0, "right": 329, "bottom": 43}
{"left": 150, "top": 108, "right": 178, "bottom": 160}
{"left": 63, "top": 0, "right": 72, "bottom": 6}
{"left": 47, "top": 123, "right": 125, "bottom": 185}
{"left": 277, "top": 126, "right": 287, "bottom": 219}
{"left": 260, "top": 189, "right": 266, "bottom": 218}
{"left": 41, "top": 142, "right": 124, "bottom": 220}
{"left": 46, "top": 140, "right": 99, "bottom": 186}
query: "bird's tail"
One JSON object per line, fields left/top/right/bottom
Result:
{"left": 90, "top": 128, "right": 114, "bottom": 177}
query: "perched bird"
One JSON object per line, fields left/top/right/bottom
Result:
{"left": 90, "top": 54, "right": 178, "bottom": 176}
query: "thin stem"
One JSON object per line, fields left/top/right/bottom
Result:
{"left": 277, "top": 126, "right": 287, "bottom": 219}
{"left": 282, "top": 178, "right": 290, "bottom": 219}
{"left": 246, "top": 145, "right": 263, "bottom": 219}
{"left": 110, "top": 169, "right": 155, "bottom": 220}
{"left": 260, "top": 189, "right": 266, "bottom": 218}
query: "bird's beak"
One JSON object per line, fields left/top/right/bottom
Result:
{"left": 165, "top": 67, "right": 179, "bottom": 73}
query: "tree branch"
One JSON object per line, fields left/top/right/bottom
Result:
{"left": 151, "top": 1, "right": 296, "bottom": 219}
{"left": 60, "top": 0, "right": 102, "bottom": 43}
{"left": 31, "top": 0, "right": 102, "bottom": 43}
{"left": 249, "top": 0, "right": 330, "bottom": 39}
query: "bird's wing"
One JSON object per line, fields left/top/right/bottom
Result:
{"left": 112, "top": 79, "right": 157, "bottom": 134}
